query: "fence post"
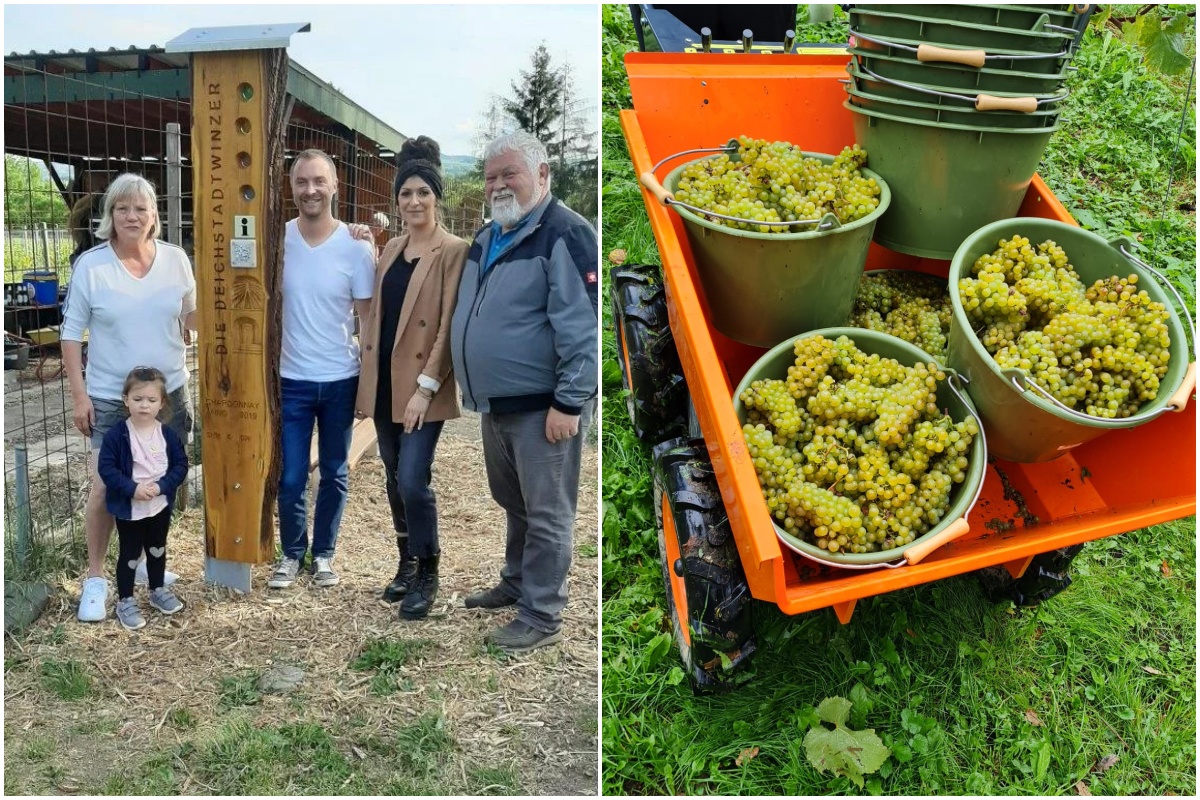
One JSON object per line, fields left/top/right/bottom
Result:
{"left": 14, "top": 444, "right": 33, "bottom": 571}
{"left": 166, "top": 123, "right": 183, "bottom": 247}
{"left": 39, "top": 222, "right": 51, "bottom": 271}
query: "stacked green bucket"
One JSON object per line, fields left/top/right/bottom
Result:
{"left": 844, "top": 4, "right": 1088, "bottom": 259}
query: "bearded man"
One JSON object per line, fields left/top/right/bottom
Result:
{"left": 450, "top": 131, "right": 598, "bottom": 654}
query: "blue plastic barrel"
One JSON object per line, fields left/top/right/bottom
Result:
{"left": 22, "top": 271, "right": 59, "bottom": 306}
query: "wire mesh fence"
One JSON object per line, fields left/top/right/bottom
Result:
{"left": 4, "top": 50, "right": 480, "bottom": 586}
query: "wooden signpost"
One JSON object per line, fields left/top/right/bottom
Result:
{"left": 166, "top": 24, "right": 309, "bottom": 589}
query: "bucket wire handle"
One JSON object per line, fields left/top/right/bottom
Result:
{"left": 850, "top": 29, "right": 1071, "bottom": 65}
{"left": 854, "top": 62, "right": 1066, "bottom": 113}
{"left": 1000, "top": 240, "right": 1197, "bottom": 417}
{"left": 639, "top": 142, "right": 839, "bottom": 231}
{"left": 1002, "top": 368, "right": 1190, "bottom": 421}
{"left": 777, "top": 370, "right": 986, "bottom": 571}
{"left": 1118, "top": 243, "right": 1198, "bottom": 411}
{"left": 1117, "top": 244, "right": 1197, "bottom": 355}
{"left": 902, "top": 370, "right": 987, "bottom": 566}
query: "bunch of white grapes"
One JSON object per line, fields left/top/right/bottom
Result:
{"left": 673, "top": 136, "right": 882, "bottom": 233}
{"left": 958, "top": 236, "right": 1172, "bottom": 418}
{"left": 850, "top": 271, "right": 952, "bottom": 362}
{"left": 740, "top": 335, "right": 979, "bottom": 555}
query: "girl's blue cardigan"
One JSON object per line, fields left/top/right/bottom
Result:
{"left": 97, "top": 421, "right": 189, "bottom": 520}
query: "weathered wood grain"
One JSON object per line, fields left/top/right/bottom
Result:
{"left": 191, "top": 49, "right": 288, "bottom": 563}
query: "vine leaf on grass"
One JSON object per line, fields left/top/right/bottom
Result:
{"left": 802, "top": 696, "right": 891, "bottom": 789}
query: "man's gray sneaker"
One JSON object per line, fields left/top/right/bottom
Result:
{"left": 115, "top": 597, "right": 146, "bottom": 631}
{"left": 267, "top": 557, "right": 302, "bottom": 589}
{"left": 312, "top": 556, "right": 339, "bottom": 587}
{"left": 485, "top": 620, "right": 562, "bottom": 654}
{"left": 465, "top": 584, "right": 518, "bottom": 609}
{"left": 148, "top": 587, "right": 184, "bottom": 615}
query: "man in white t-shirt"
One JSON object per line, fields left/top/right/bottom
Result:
{"left": 267, "top": 149, "right": 375, "bottom": 590}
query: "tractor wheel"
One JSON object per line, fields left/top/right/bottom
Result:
{"left": 975, "top": 544, "right": 1086, "bottom": 606}
{"left": 652, "top": 437, "right": 755, "bottom": 693}
{"left": 609, "top": 264, "right": 686, "bottom": 443}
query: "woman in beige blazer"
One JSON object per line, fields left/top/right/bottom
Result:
{"left": 354, "top": 136, "right": 469, "bottom": 620}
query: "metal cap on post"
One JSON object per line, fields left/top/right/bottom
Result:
{"left": 164, "top": 23, "right": 312, "bottom": 54}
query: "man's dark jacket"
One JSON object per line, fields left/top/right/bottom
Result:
{"left": 450, "top": 193, "right": 598, "bottom": 415}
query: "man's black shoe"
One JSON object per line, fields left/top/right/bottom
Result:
{"left": 485, "top": 620, "right": 562, "bottom": 654}
{"left": 383, "top": 558, "right": 419, "bottom": 602}
{"left": 464, "top": 584, "right": 518, "bottom": 609}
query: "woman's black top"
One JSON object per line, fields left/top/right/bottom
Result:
{"left": 374, "top": 254, "right": 419, "bottom": 420}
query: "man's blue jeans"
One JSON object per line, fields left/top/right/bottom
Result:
{"left": 278, "top": 375, "right": 358, "bottom": 560}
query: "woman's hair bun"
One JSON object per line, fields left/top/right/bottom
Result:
{"left": 398, "top": 135, "right": 441, "bottom": 168}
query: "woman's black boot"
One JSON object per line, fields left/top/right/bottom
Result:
{"left": 383, "top": 536, "right": 419, "bottom": 602}
{"left": 400, "top": 554, "right": 440, "bottom": 620}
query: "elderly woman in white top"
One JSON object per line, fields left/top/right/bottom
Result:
{"left": 61, "top": 173, "right": 197, "bottom": 623}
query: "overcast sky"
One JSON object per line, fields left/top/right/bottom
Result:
{"left": 3, "top": 2, "right": 600, "bottom": 157}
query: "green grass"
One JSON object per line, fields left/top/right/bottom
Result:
{"left": 600, "top": 5, "right": 1196, "bottom": 796}
{"left": 466, "top": 765, "right": 523, "bottom": 795}
{"left": 193, "top": 720, "right": 354, "bottom": 794}
{"left": 20, "top": 734, "right": 54, "bottom": 762}
{"left": 3, "top": 237, "right": 74, "bottom": 285}
{"left": 77, "top": 712, "right": 489, "bottom": 795}
{"left": 393, "top": 712, "right": 456, "bottom": 777}
{"left": 351, "top": 636, "right": 433, "bottom": 671}
{"left": 38, "top": 659, "right": 92, "bottom": 701}
{"left": 216, "top": 670, "right": 261, "bottom": 711}
{"left": 350, "top": 637, "right": 431, "bottom": 696}
{"left": 167, "top": 707, "right": 198, "bottom": 731}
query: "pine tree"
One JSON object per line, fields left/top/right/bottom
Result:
{"left": 502, "top": 44, "right": 565, "bottom": 161}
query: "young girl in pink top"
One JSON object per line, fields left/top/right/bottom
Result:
{"left": 97, "top": 367, "right": 189, "bottom": 630}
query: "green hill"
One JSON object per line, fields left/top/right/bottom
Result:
{"left": 442, "top": 155, "right": 478, "bottom": 178}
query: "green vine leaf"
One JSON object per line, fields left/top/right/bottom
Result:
{"left": 803, "top": 696, "right": 892, "bottom": 789}
{"left": 1145, "top": 12, "right": 1193, "bottom": 76}
{"left": 816, "top": 696, "right": 853, "bottom": 727}
{"left": 1121, "top": 7, "right": 1194, "bottom": 76}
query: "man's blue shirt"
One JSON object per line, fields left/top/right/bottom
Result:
{"left": 483, "top": 213, "right": 536, "bottom": 276}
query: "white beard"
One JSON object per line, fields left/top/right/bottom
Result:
{"left": 490, "top": 193, "right": 537, "bottom": 228}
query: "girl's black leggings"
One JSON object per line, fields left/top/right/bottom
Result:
{"left": 114, "top": 507, "right": 171, "bottom": 598}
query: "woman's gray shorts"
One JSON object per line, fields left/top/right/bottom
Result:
{"left": 89, "top": 385, "right": 194, "bottom": 450}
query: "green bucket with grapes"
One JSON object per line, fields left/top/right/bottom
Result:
{"left": 653, "top": 147, "right": 891, "bottom": 348}
{"left": 848, "top": 101, "right": 1058, "bottom": 259}
{"left": 733, "top": 327, "right": 987, "bottom": 569}
{"left": 947, "top": 217, "right": 1196, "bottom": 463}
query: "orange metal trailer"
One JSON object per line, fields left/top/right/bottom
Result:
{"left": 613, "top": 52, "right": 1197, "bottom": 691}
